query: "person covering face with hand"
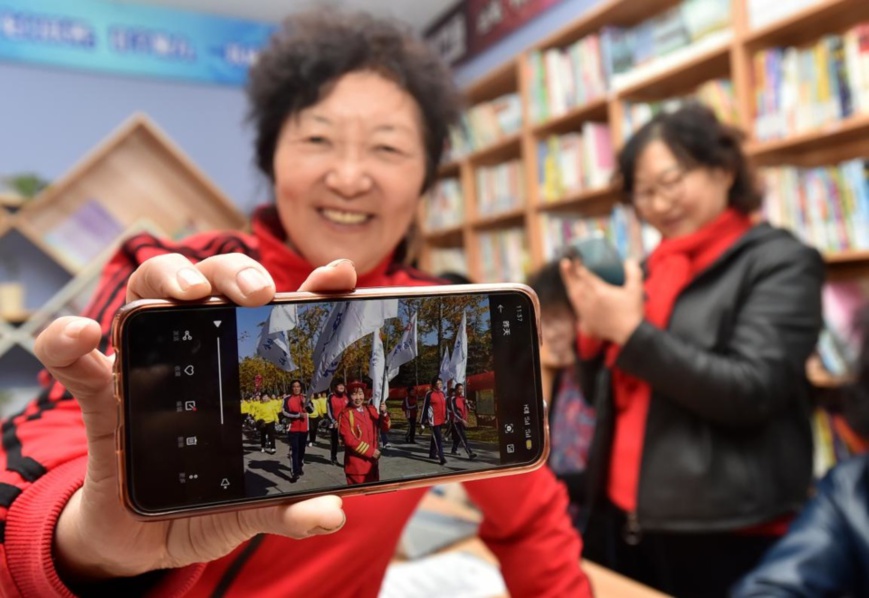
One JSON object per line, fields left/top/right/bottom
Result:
{"left": 0, "top": 9, "right": 590, "bottom": 598}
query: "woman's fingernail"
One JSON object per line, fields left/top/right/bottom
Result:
{"left": 64, "top": 320, "right": 89, "bottom": 339}
{"left": 237, "top": 268, "right": 269, "bottom": 296}
{"left": 307, "top": 512, "right": 346, "bottom": 536}
{"left": 177, "top": 268, "right": 206, "bottom": 291}
{"left": 327, "top": 259, "right": 353, "bottom": 269}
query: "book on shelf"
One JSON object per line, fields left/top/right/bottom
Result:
{"left": 475, "top": 160, "right": 526, "bottom": 217}
{"left": 753, "top": 23, "right": 869, "bottom": 142}
{"left": 599, "top": 0, "right": 731, "bottom": 90}
{"left": 621, "top": 80, "right": 738, "bottom": 141}
{"left": 746, "top": 0, "right": 821, "bottom": 30}
{"left": 426, "top": 178, "right": 464, "bottom": 232}
{"left": 528, "top": 32, "right": 608, "bottom": 123}
{"left": 428, "top": 247, "right": 469, "bottom": 277}
{"left": 477, "top": 228, "right": 528, "bottom": 283}
{"left": 540, "top": 205, "right": 660, "bottom": 263}
{"left": 761, "top": 158, "right": 869, "bottom": 253}
{"left": 538, "top": 122, "right": 614, "bottom": 202}
{"left": 42, "top": 199, "right": 126, "bottom": 272}
{"left": 444, "top": 93, "right": 522, "bottom": 160}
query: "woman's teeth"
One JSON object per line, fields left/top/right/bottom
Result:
{"left": 321, "top": 209, "right": 369, "bottom": 225}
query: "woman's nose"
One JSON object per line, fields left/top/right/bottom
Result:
{"left": 325, "top": 152, "right": 373, "bottom": 198}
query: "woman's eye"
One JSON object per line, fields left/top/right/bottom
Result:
{"left": 376, "top": 145, "right": 400, "bottom": 154}
{"left": 306, "top": 136, "right": 328, "bottom": 144}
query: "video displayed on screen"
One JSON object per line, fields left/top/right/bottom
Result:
{"left": 235, "top": 295, "right": 502, "bottom": 496}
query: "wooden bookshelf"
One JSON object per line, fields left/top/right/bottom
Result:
{"left": 0, "top": 115, "right": 245, "bottom": 388}
{"left": 420, "top": 0, "right": 869, "bottom": 285}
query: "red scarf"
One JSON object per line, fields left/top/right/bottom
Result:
{"left": 606, "top": 209, "right": 752, "bottom": 512}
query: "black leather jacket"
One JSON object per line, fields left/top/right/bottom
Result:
{"left": 581, "top": 224, "right": 825, "bottom": 532}
{"left": 732, "top": 455, "right": 869, "bottom": 597}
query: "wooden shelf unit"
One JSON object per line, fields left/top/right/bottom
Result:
{"left": 0, "top": 114, "right": 246, "bottom": 388}
{"left": 420, "top": 0, "right": 869, "bottom": 284}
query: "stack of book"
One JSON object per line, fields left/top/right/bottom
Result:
{"left": 747, "top": 0, "right": 821, "bottom": 30}
{"left": 444, "top": 93, "right": 523, "bottom": 161}
{"left": 528, "top": 32, "right": 608, "bottom": 123}
{"left": 429, "top": 248, "right": 469, "bottom": 277}
{"left": 475, "top": 160, "right": 526, "bottom": 217}
{"left": 753, "top": 23, "right": 869, "bottom": 141}
{"left": 600, "top": 0, "right": 732, "bottom": 91}
{"left": 477, "top": 228, "right": 528, "bottom": 283}
{"left": 425, "top": 178, "right": 464, "bottom": 232}
{"left": 537, "top": 123, "right": 615, "bottom": 202}
{"left": 761, "top": 158, "right": 869, "bottom": 253}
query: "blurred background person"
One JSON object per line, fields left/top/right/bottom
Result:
{"left": 308, "top": 392, "right": 328, "bottom": 446}
{"left": 562, "top": 104, "right": 824, "bottom": 597}
{"left": 733, "top": 308, "right": 869, "bottom": 597}
{"left": 528, "top": 260, "right": 596, "bottom": 531}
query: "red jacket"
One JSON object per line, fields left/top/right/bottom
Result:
{"left": 451, "top": 394, "right": 469, "bottom": 425}
{"left": 327, "top": 393, "right": 347, "bottom": 424}
{"left": 282, "top": 395, "right": 309, "bottom": 433}
{"left": 0, "top": 206, "right": 591, "bottom": 598}
{"left": 424, "top": 390, "right": 448, "bottom": 427}
{"left": 339, "top": 405, "right": 389, "bottom": 485}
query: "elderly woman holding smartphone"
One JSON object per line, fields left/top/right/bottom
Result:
{"left": 0, "top": 10, "right": 589, "bottom": 598}
{"left": 562, "top": 104, "right": 824, "bottom": 598}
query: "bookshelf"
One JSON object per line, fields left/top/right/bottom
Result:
{"left": 420, "top": 0, "right": 869, "bottom": 390}
{"left": 0, "top": 114, "right": 246, "bottom": 390}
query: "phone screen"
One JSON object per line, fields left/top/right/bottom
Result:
{"left": 118, "top": 288, "right": 544, "bottom": 515}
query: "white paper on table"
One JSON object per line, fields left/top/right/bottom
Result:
{"left": 379, "top": 551, "right": 507, "bottom": 598}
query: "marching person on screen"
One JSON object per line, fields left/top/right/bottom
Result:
{"left": 423, "top": 377, "right": 447, "bottom": 465}
{"left": 328, "top": 380, "right": 349, "bottom": 466}
{"left": 283, "top": 380, "right": 309, "bottom": 482}
{"left": 338, "top": 381, "right": 390, "bottom": 485}
{"left": 404, "top": 385, "right": 419, "bottom": 443}
{"left": 449, "top": 383, "right": 477, "bottom": 460}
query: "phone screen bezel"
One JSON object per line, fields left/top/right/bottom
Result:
{"left": 112, "top": 284, "right": 548, "bottom": 519}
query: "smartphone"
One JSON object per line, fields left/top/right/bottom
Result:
{"left": 111, "top": 284, "right": 547, "bottom": 519}
{"left": 567, "top": 235, "right": 625, "bottom": 286}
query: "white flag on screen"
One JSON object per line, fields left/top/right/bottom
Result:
{"left": 256, "top": 324, "right": 297, "bottom": 373}
{"left": 386, "top": 311, "right": 417, "bottom": 380}
{"left": 369, "top": 329, "right": 388, "bottom": 409}
{"left": 438, "top": 346, "right": 452, "bottom": 385}
{"left": 449, "top": 311, "right": 468, "bottom": 385}
{"left": 310, "top": 299, "right": 399, "bottom": 392}
{"left": 268, "top": 304, "right": 298, "bottom": 334}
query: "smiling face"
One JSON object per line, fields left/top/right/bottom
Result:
{"left": 350, "top": 388, "right": 366, "bottom": 407}
{"left": 632, "top": 140, "right": 733, "bottom": 239}
{"left": 272, "top": 71, "right": 427, "bottom": 274}
{"left": 291, "top": 381, "right": 302, "bottom": 395}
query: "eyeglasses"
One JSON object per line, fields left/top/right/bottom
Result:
{"left": 632, "top": 167, "right": 690, "bottom": 208}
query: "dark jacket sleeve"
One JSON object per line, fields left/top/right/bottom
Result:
{"left": 615, "top": 242, "right": 824, "bottom": 427}
{"left": 731, "top": 456, "right": 869, "bottom": 597}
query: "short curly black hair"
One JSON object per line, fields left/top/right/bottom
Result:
{"left": 246, "top": 9, "right": 462, "bottom": 194}
{"left": 617, "top": 102, "right": 762, "bottom": 213}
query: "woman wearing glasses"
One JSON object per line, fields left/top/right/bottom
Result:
{"left": 561, "top": 103, "right": 824, "bottom": 597}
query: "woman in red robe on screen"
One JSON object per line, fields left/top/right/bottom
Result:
{"left": 338, "top": 381, "right": 390, "bottom": 485}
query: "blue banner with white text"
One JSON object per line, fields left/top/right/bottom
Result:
{"left": 0, "top": 0, "right": 277, "bottom": 86}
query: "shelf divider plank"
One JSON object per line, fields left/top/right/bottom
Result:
{"left": 746, "top": 114, "right": 869, "bottom": 163}
{"left": 531, "top": 99, "right": 609, "bottom": 138}
{"left": 613, "top": 30, "right": 734, "bottom": 100}
{"left": 743, "top": 0, "right": 869, "bottom": 49}
{"left": 472, "top": 206, "right": 527, "bottom": 230}
{"left": 467, "top": 133, "right": 523, "bottom": 166}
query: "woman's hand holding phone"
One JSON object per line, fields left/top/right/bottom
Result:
{"left": 33, "top": 254, "right": 352, "bottom": 585}
{"left": 559, "top": 256, "right": 646, "bottom": 346}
